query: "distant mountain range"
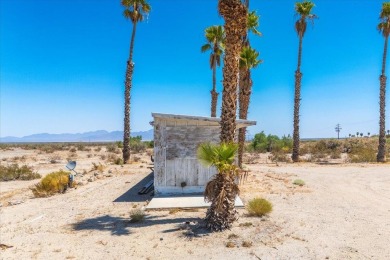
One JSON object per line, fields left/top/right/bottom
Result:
{"left": 0, "top": 130, "right": 154, "bottom": 143}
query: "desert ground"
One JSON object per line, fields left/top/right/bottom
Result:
{"left": 0, "top": 146, "right": 389, "bottom": 260}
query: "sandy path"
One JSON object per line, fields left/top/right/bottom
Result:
{"left": 1, "top": 161, "right": 389, "bottom": 259}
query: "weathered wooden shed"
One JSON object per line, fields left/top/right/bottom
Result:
{"left": 151, "top": 113, "right": 256, "bottom": 195}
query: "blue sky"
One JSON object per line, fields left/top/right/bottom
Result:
{"left": 1, "top": 0, "right": 388, "bottom": 139}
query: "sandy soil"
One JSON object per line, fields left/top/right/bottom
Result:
{"left": 0, "top": 147, "right": 389, "bottom": 259}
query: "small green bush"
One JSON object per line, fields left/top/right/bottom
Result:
{"left": 0, "top": 164, "right": 41, "bottom": 181}
{"left": 129, "top": 209, "right": 145, "bottom": 223}
{"left": 293, "top": 179, "right": 305, "bottom": 186}
{"left": 106, "top": 143, "right": 119, "bottom": 153}
{"left": 349, "top": 147, "right": 377, "bottom": 163}
{"left": 247, "top": 198, "right": 273, "bottom": 217}
{"left": 31, "top": 170, "right": 70, "bottom": 197}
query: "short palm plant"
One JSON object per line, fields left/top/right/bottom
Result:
{"left": 197, "top": 142, "right": 240, "bottom": 231}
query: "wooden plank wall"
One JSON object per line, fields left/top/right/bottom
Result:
{"left": 154, "top": 118, "right": 220, "bottom": 188}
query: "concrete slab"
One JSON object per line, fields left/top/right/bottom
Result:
{"left": 145, "top": 195, "right": 244, "bottom": 210}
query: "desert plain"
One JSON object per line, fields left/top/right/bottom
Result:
{"left": 0, "top": 145, "right": 389, "bottom": 260}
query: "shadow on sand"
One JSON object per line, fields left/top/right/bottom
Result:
{"left": 113, "top": 172, "right": 154, "bottom": 203}
{"left": 71, "top": 214, "right": 210, "bottom": 237}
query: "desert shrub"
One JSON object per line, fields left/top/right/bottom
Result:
{"left": 349, "top": 147, "right": 377, "bottom": 163}
{"left": 91, "top": 162, "right": 105, "bottom": 172}
{"left": 342, "top": 138, "right": 377, "bottom": 163}
{"left": 251, "top": 131, "right": 292, "bottom": 153}
{"left": 226, "top": 241, "right": 235, "bottom": 248}
{"left": 146, "top": 140, "right": 154, "bottom": 148}
{"left": 106, "top": 153, "right": 123, "bottom": 165}
{"left": 49, "top": 154, "right": 62, "bottom": 164}
{"left": 0, "top": 164, "right": 41, "bottom": 181}
{"left": 76, "top": 143, "right": 86, "bottom": 151}
{"left": 239, "top": 222, "right": 253, "bottom": 227}
{"left": 129, "top": 209, "right": 145, "bottom": 223}
{"left": 69, "top": 147, "right": 77, "bottom": 153}
{"left": 114, "top": 157, "right": 123, "bottom": 165}
{"left": 31, "top": 170, "right": 70, "bottom": 197}
{"left": 247, "top": 198, "right": 273, "bottom": 217}
{"left": 116, "top": 141, "right": 123, "bottom": 148}
{"left": 94, "top": 146, "right": 102, "bottom": 152}
{"left": 242, "top": 241, "right": 253, "bottom": 247}
{"left": 106, "top": 143, "right": 119, "bottom": 153}
{"left": 130, "top": 136, "right": 147, "bottom": 153}
{"left": 269, "top": 150, "right": 291, "bottom": 163}
{"left": 293, "top": 179, "right": 305, "bottom": 186}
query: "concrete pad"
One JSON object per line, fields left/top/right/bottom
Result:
{"left": 145, "top": 195, "right": 244, "bottom": 210}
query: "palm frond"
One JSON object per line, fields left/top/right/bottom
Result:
{"left": 239, "top": 46, "right": 262, "bottom": 70}
{"left": 201, "top": 44, "right": 212, "bottom": 53}
{"left": 294, "top": 1, "right": 316, "bottom": 36}
{"left": 379, "top": 3, "right": 390, "bottom": 37}
{"left": 121, "top": 0, "right": 150, "bottom": 23}
{"left": 247, "top": 11, "right": 262, "bottom": 36}
{"left": 197, "top": 142, "right": 238, "bottom": 173}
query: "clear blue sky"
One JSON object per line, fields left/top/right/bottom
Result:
{"left": 1, "top": 0, "right": 388, "bottom": 139}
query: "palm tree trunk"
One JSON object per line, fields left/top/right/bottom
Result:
{"left": 377, "top": 36, "right": 388, "bottom": 162}
{"left": 219, "top": 0, "right": 247, "bottom": 143}
{"left": 238, "top": 69, "right": 251, "bottom": 168}
{"left": 205, "top": 173, "right": 239, "bottom": 231}
{"left": 292, "top": 35, "right": 303, "bottom": 162}
{"left": 211, "top": 63, "right": 218, "bottom": 117}
{"left": 204, "top": 0, "right": 247, "bottom": 232}
{"left": 123, "top": 22, "right": 138, "bottom": 163}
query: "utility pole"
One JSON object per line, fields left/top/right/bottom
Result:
{"left": 335, "top": 124, "right": 342, "bottom": 139}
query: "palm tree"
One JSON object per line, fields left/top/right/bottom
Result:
{"left": 238, "top": 47, "right": 262, "bottom": 167}
{"left": 291, "top": 1, "right": 316, "bottom": 162}
{"left": 198, "top": 142, "right": 240, "bottom": 231}
{"left": 356, "top": 131, "right": 360, "bottom": 137}
{"left": 377, "top": 2, "right": 390, "bottom": 162}
{"left": 121, "top": 0, "right": 151, "bottom": 163}
{"left": 218, "top": 0, "right": 247, "bottom": 143}
{"left": 202, "top": 0, "right": 247, "bottom": 231}
{"left": 201, "top": 26, "right": 225, "bottom": 117}
{"left": 237, "top": 7, "right": 262, "bottom": 168}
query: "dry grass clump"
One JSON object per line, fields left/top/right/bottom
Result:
{"left": 129, "top": 209, "right": 145, "bottom": 223}
{"left": 226, "top": 241, "right": 236, "bottom": 248}
{"left": 239, "top": 222, "right": 253, "bottom": 227}
{"left": 242, "top": 240, "right": 253, "bottom": 247}
{"left": 91, "top": 162, "right": 105, "bottom": 172}
{"left": 247, "top": 198, "right": 273, "bottom": 217}
{"left": 31, "top": 170, "right": 70, "bottom": 197}
{"left": 228, "top": 233, "right": 239, "bottom": 239}
{"left": 106, "top": 144, "right": 120, "bottom": 154}
{"left": 0, "top": 164, "right": 41, "bottom": 181}
{"left": 269, "top": 150, "right": 291, "bottom": 163}
{"left": 106, "top": 154, "right": 123, "bottom": 165}
{"left": 293, "top": 179, "right": 305, "bottom": 186}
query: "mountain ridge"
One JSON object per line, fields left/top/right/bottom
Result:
{"left": 0, "top": 130, "right": 154, "bottom": 143}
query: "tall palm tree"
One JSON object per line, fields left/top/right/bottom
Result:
{"left": 121, "top": 0, "right": 151, "bottom": 163}
{"left": 201, "top": 26, "right": 225, "bottom": 117}
{"left": 201, "top": 0, "right": 247, "bottom": 232}
{"left": 219, "top": 0, "right": 247, "bottom": 143}
{"left": 198, "top": 143, "right": 240, "bottom": 231}
{"left": 238, "top": 8, "right": 262, "bottom": 168}
{"left": 238, "top": 47, "right": 262, "bottom": 167}
{"left": 291, "top": 1, "right": 316, "bottom": 162}
{"left": 377, "top": 2, "right": 390, "bottom": 162}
